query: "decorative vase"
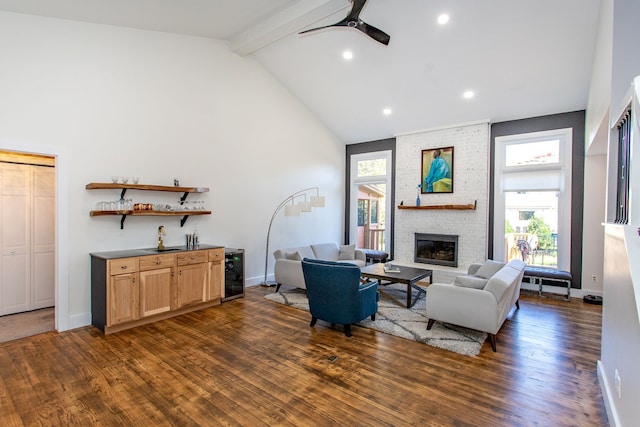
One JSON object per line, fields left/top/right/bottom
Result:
{"left": 416, "top": 195, "right": 421, "bottom": 206}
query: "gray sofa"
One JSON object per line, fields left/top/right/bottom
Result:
{"left": 273, "top": 242, "right": 366, "bottom": 292}
{"left": 425, "top": 259, "right": 526, "bottom": 352}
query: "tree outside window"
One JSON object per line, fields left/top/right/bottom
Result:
{"left": 371, "top": 200, "right": 378, "bottom": 224}
{"left": 357, "top": 200, "right": 369, "bottom": 227}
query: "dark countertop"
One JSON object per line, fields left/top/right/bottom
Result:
{"left": 90, "top": 244, "right": 224, "bottom": 260}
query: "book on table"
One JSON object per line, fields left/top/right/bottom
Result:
{"left": 384, "top": 264, "right": 401, "bottom": 273}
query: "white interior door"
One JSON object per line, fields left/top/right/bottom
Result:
{"left": 1, "top": 163, "right": 31, "bottom": 315}
{"left": 0, "top": 161, "right": 55, "bottom": 315}
{"left": 31, "top": 166, "right": 55, "bottom": 309}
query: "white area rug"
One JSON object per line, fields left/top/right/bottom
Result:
{"left": 265, "top": 283, "right": 487, "bottom": 356}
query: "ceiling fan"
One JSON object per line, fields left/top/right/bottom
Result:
{"left": 299, "top": 0, "right": 390, "bottom": 46}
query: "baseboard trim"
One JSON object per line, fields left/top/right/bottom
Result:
{"left": 597, "top": 360, "right": 620, "bottom": 427}
{"left": 520, "top": 282, "right": 601, "bottom": 300}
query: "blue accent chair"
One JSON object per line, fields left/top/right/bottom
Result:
{"left": 301, "top": 258, "right": 379, "bottom": 337}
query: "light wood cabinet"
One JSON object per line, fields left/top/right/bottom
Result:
{"left": 91, "top": 246, "right": 225, "bottom": 334}
{"left": 139, "top": 254, "right": 175, "bottom": 317}
{"left": 139, "top": 268, "right": 173, "bottom": 317}
{"left": 176, "top": 263, "right": 208, "bottom": 308}
{"left": 208, "top": 248, "right": 224, "bottom": 301}
{"left": 106, "top": 257, "right": 139, "bottom": 326}
{"left": 176, "top": 251, "right": 208, "bottom": 308}
{"left": 108, "top": 272, "right": 139, "bottom": 325}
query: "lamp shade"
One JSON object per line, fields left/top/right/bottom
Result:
{"left": 310, "top": 195, "right": 325, "bottom": 207}
{"left": 298, "top": 201, "right": 312, "bottom": 212}
{"left": 284, "top": 204, "right": 301, "bottom": 216}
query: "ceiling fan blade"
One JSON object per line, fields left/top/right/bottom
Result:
{"left": 356, "top": 20, "right": 390, "bottom": 45}
{"left": 298, "top": 0, "right": 390, "bottom": 46}
{"left": 299, "top": 18, "right": 350, "bottom": 35}
{"left": 345, "top": 0, "right": 367, "bottom": 22}
{"left": 299, "top": 23, "right": 340, "bottom": 35}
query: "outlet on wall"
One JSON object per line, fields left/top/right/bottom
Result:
{"left": 615, "top": 369, "right": 622, "bottom": 399}
{"left": 592, "top": 274, "right": 598, "bottom": 282}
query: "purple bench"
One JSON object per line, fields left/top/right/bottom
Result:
{"left": 361, "top": 249, "right": 389, "bottom": 264}
{"left": 523, "top": 266, "right": 572, "bottom": 301}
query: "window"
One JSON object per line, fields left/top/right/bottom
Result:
{"left": 519, "top": 210, "right": 534, "bottom": 221}
{"left": 505, "top": 139, "right": 560, "bottom": 167}
{"left": 357, "top": 199, "right": 369, "bottom": 227}
{"left": 349, "top": 151, "right": 392, "bottom": 251}
{"left": 615, "top": 109, "right": 631, "bottom": 224}
{"left": 371, "top": 200, "right": 379, "bottom": 224}
{"left": 494, "top": 128, "right": 572, "bottom": 269}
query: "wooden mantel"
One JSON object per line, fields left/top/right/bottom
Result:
{"left": 397, "top": 200, "right": 477, "bottom": 210}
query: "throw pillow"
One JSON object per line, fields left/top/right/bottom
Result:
{"left": 338, "top": 244, "right": 356, "bottom": 260}
{"left": 284, "top": 251, "right": 301, "bottom": 261}
{"left": 453, "top": 275, "right": 488, "bottom": 289}
{"left": 475, "top": 260, "right": 505, "bottom": 279}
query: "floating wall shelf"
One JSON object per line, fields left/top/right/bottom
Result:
{"left": 86, "top": 182, "right": 211, "bottom": 228}
{"left": 397, "top": 200, "right": 477, "bottom": 210}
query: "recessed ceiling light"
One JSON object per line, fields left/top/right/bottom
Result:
{"left": 437, "top": 14, "right": 450, "bottom": 25}
{"left": 383, "top": 108, "right": 392, "bottom": 116}
{"left": 343, "top": 50, "right": 353, "bottom": 60}
{"left": 463, "top": 91, "right": 475, "bottom": 99}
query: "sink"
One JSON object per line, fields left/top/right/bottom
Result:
{"left": 145, "top": 247, "right": 181, "bottom": 253}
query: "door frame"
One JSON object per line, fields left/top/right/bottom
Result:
{"left": 349, "top": 151, "right": 392, "bottom": 251}
{"left": 345, "top": 138, "right": 396, "bottom": 259}
{"left": 0, "top": 138, "right": 69, "bottom": 332}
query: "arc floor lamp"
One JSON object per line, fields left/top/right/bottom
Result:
{"left": 263, "top": 187, "right": 325, "bottom": 286}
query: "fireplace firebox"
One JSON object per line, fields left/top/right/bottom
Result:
{"left": 414, "top": 233, "right": 458, "bottom": 267}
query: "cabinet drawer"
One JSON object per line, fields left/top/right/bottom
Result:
{"left": 108, "top": 258, "right": 139, "bottom": 275}
{"left": 139, "top": 254, "right": 175, "bottom": 271}
{"left": 177, "top": 251, "right": 208, "bottom": 266}
{"left": 209, "top": 248, "right": 224, "bottom": 262}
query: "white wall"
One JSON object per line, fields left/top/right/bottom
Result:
{"left": 581, "top": 154, "right": 606, "bottom": 295}
{"left": 585, "top": 0, "right": 613, "bottom": 154}
{"left": 394, "top": 122, "right": 490, "bottom": 283}
{"left": 0, "top": 12, "right": 345, "bottom": 331}
{"left": 592, "top": 0, "right": 640, "bottom": 425}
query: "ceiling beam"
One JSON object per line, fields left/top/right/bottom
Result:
{"left": 230, "top": 0, "right": 348, "bottom": 56}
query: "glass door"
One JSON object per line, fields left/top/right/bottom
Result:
{"left": 349, "top": 151, "right": 392, "bottom": 252}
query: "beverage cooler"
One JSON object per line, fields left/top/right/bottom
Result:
{"left": 223, "top": 248, "right": 244, "bottom": 302}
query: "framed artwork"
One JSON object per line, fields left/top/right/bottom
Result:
{"left": 421, "top": 146, "right": 454, "bottom": 193}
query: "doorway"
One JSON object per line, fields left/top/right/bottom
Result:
{"left": 0, "top": 150, "right": 55, "bottom": 340}
{"left": 349, "top": 151, "right": 392, "bottom": 252}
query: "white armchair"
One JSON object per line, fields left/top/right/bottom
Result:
{"left": 425, "top": 259, "right": 526, "bottom": 352}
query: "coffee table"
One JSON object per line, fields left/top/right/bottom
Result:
{"left": 360, "top": 263, "right": 432, "bottom": 308}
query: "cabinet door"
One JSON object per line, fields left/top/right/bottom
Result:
{"left": 107, "top": 272, "right": 139, "bottom": 326}
{"left": 176, "top": 263, "right": 207, "bottom": 308}
{"left": 139, "top": 267, "right": 173, "bottom": 317}
{"left": 208, "top": 260, "right": 223, "bottom": 301}
{"left": 31, "top": 166, "right": 55, "bottom": 309}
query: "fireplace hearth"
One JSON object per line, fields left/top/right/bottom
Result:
{"left": 414, "top": 233, "right": 458, "bottom": 267}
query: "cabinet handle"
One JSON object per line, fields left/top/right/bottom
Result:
{"left": 132, "top": 277, "right": 136, "bottom": 283}
{"left": 155, "top": 260, "right": 161, "bottom": 265}
{"left": 121, "top": 265, "right": 128, "bottom": 270}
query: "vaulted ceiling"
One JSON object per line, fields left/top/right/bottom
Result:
{"left": 0, "top": 0, "right": 601, "bottom": 143}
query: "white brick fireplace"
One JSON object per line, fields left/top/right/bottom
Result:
{"left": 394, "top": 122, "right": 490, "bottom": 283}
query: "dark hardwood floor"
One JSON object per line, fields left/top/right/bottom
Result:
{"left": 0, "top": 286, "right": 607, "bottom": 426}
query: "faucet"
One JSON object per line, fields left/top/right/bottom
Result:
{"left": 157, "top": 226, "right": 166, "bottom": 250}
